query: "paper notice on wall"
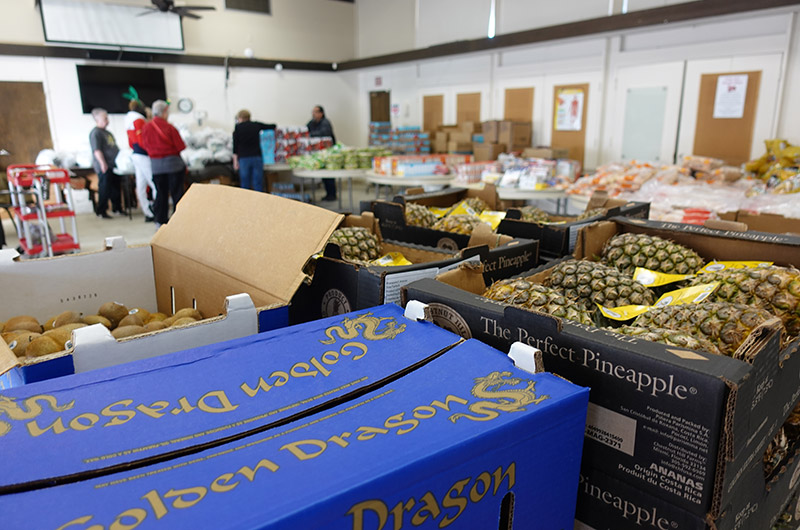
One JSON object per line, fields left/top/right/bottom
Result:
{"left": 713, "top": 74, "right": 748, "bottom": 119}
{"left": 554, "top": 88, "right": 584, "bottom": 131}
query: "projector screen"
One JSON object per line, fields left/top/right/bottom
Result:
{"left": 40, "top": 0, "right": 184, "bottom": 51}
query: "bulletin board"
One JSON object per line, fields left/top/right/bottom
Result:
{"left": 504, "top": 87, "right": 534, "bottom": 122}
{"left": 692, "top": 71, "right": 761, "bottom": 166}
{"left": 423, "top": 94, "right": 444, "bottom": 133}
{"left": 456, "top": 92, "right": 481, "bottom": 124}
{"left": 551, "top": 84, "right": 588, "bottom": 166}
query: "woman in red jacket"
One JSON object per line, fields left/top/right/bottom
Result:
{"left": 140, "top": 100, "right": 186, "bottom": 226}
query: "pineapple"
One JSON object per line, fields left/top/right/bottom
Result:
{"left": 432, "top": 214, "right": 484, "bottom": 235}
{"left": 575, "top": 207, "right": 607, "bottom": 221}
{"left": 763, "top": 427, "right": 789, "bottom": 477}
{"left": 405, "top": 203, "right": 437, "bottom": 228}
{"left": 327, "top": 227, "right": 380, "bottom": 262}
{"left": 611, "top": 326, "right": 722, "bottom": 356}
{"left": 483, "top": 278, "right": 595, "bottom": 325}
{"left": 544, "top": 259, "right": 655, "bottom": 310}
{"left": 689, "top": 265, "right": 800, "bottom": 335}
{"left": 602, "top": 233, "right": 705, "bottom": 275}
{"left": 632, "top": 302, "right": 774, "bottom": 358}
{"left": 519, "top": 206, "right": 550, "bottom": 223}
{"left": 460, "top": 197, "right": 489, "bottom": 214}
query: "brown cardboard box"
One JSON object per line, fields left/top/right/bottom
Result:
{"left": 438, "top": 124, "right": 460, "bottom": 133}
{"left": 460, "top": 121, "right": 479, "bottom": 133}
{"left": 447, "top": 141, "right": 473, "bottom": 153}
{"left": 733, "top": 211, "right": 800, "bottom": 235}
{"left": 473, "top": 143, "right": 506, "bottom": 161}
{"left": 433, "top": 138, "right": 449, "bottom": 154}
{"left": 434, "top": 131, "right": 449, "bottom": 143}
{"left": 448, "top": 132, "right": 473, "bottom": 144}
{"left": 481, "top": 121, "right": 500, "bottom": 143}
{"left": 498, "top": 121, "right": 532, "bottom": 149}
{"left": 522, "top": 147, "right": 570, "bottom": 159}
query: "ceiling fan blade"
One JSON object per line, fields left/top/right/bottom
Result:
{"left": 136, "top": 8, "right": 158, "bottom": 17}
{"left": 178, "top": 5, "right": 216, "bottom": 10}
{"left": 174, "top": 8, "right": 202, "bottom": 19}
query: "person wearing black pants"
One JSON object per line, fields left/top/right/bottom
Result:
{"left": 141, "top": 100, "right": 187, "bottom": 226}
{"left": 89, "top": 108, "right": 122, "bottom": 218}
{"left": 306, "top": 105, "right": 337, "bottom": 201}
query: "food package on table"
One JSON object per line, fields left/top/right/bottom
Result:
{"left": 681, "top": 155, "right": 724, "bottom": 173}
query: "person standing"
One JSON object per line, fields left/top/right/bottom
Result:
{"left": 89, "top": 108, "right": 121, "bottom": 219}
{"left": 306, "top": 105, "right": 337, "bottom": 201}
{"left": 125, "top": 99, "right": 156, "bottom": 222}
{"left": 232, "top": 109, "right": 273, "bottom": 192}
{"left": 140, "top": 100, "right": 186, "bottom": 226}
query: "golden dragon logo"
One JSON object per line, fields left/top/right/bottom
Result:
{"left": 320, "top": 312, "right": 407, "bottom": 345}
{"left": 449, "top": 371, "right": 549, "bottom": 422}
{"left": 0, "top": 394, "right": 75, "bottom": 436}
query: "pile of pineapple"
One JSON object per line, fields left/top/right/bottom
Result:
{"left": 518, "top": 205, "right": 607, "bottom": 223}
{"left": 1, "top": 303, "right": 204, "bottom": 360}
{"left": 405, "top": 197, "right": 491, "bottom": 235}
{"left": 483, "top": 231, "right": 800, "bottom": 359}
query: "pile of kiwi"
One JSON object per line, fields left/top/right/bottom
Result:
{"left": 1, "top": 303, "right": 204, "bottom": 359}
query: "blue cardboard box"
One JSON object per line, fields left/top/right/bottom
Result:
{"left": 0, "top": 305, "right": 589, "bottom": 529}
{"left": 0, "top": 304, "right": 460, "bottom": 493}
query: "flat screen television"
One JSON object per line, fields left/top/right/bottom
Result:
{"left": 76, "top": 65, "right": 167, "bottom": 114}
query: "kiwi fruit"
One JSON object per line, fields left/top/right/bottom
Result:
{"left": 111, "top": 325, "right": 145, "bottom": 339}
{"left": 26, "top": 336, "right": 61, "bottom": 358}
{"left": 5, "top": 331, "right": 41, "bottom": 357}
{"left": 43, "top": 316, "right": 58, "bottom": 331}
{"left": 174, "top": 308, "right": 203, "bottom": 321}
{"left": 146, "top": 312, "right": 168, "bottom": 324}
{"left": 44, "top": 323, "right": 87, "bottom": 350}
{"left": 4, "top": 316, "right": 42, "bottom": 333}
{"left": 128, "top": 307, "right": 151, "bottom": 322}
{"left": 171, "top": 317, "right": 198, "bottom": 327}
{"left": 53, "top": 310, "right": 83, "bottom": 328}
{"left": 83, "top": 315, "right": 112, "bottom": 328}
{"left": 143, "top": 321, "right": 167, "bottom": 332}
{"left": 98, "top": 302, "right": 129, "bottom": 328}
{"left": 118, "top": 314, "right": 144, "bottom": 328}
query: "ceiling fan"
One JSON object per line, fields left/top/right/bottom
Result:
{"left": 139, "top": 0, "right": 215, "bottom": 19}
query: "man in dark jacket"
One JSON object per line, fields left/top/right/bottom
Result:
{"left": 233, "top": 109, "right": 274, "bottom": 192}
{"left": 306, "top": 105, "right": 337, "bottom": 201}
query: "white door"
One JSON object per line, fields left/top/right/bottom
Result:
{"left": 606, "top": 61, "right": 685, "bottom": 164}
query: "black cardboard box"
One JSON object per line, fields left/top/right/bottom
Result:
{"left": 497, "top": 192, "right": 650, "bottom": 262}
{"left": 403, "top": 218, "right": 800, "bottom": 522}
{"left": 290, "top": 213, "right": 538, "bottom": 323}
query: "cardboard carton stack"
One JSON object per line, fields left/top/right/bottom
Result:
{"left": 0, "top": 304, "right": 590, "bottom": 530}
{"left": 403, "top": 218, "right": 800, "bottom": 529}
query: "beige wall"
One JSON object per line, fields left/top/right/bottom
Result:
{"left": 0, "top": 0, "right": 355, "bottom": 62}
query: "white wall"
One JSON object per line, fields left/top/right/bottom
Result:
{"left": 353, "top": 6, "right": 800, "bottom": 169}
{"left": 1, "top": 0, "right": 355, "bottom": 62}
{"left": 356, "top": 0, "right": 415, "bottom": 58}
{"left": 417, "top": 0, "right": 491, "bottom": 48}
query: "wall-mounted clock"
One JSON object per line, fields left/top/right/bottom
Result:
{"left": 177, "top": 98, "right": 194, "bottom": 113}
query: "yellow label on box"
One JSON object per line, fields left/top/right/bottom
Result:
{"left": 633, "top": 267, "right": 694, "bottom": 287}
{"left": 478, "top": 210, "right": 506, "bottom": 230}
{"left": 698, "top": 261, "right": 773, "bottom": 273}
{"left": 597, "top": 304, "right": 652, "bottom": 320}
{"left": 428, "top": 207, "right": 450, "bottom": 218}
{"left": 598, "top": 282, "right": 720, "bottom": 321}
{"left": 448, "top": 201, "right": 479, "bottom": 217}
{"left": 371, "top": 252, "right": 413, "bottom": 267}
{"left": 653, "top": 282, "right": 719, "bottom": 307}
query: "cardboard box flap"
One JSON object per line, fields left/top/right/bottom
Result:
{"left": 151, "top": 185, "right": 343, "bottom": 304}
{"left": 0, "top": 304, "right": 462, "bottom": 493}
{"left": 1, "top": 337, "right": 589, "bottom": 530}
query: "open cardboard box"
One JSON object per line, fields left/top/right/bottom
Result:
{"left": 724, "top": 210, "right": 800, "bottom": 236}
{"left": 402, "top": 217, "right": 800, "bottom": 522}
{"left": 364, "top": 183, "right": 502, "bottom": 251}
{"left": 0, "top": 303, "right": 589, "bottom": 530}
{"left": 497, "top": 190, "right": 650, "bottom": 263}
{"left": 290, "top": 212, "right": 538, "bottom": 323}
{"left": 0, "top": 185, "right": 343, "bottom": 386}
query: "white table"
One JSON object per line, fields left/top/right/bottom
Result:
{"left": 292, "top": 169, "right": 367, "bottom": 211}
{"left": 264, "top": 163, "right": 292, "bottom": 172}
{"left": 364, "top": 171, "right": 455, "bottom": 199}
{"left": 459, "top": 182, "right": 570, "bottom": 214}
